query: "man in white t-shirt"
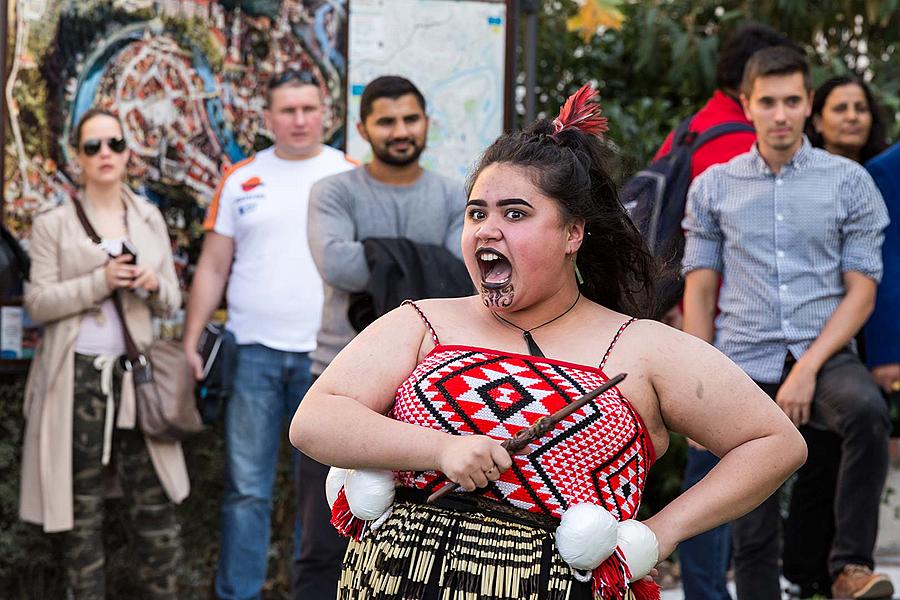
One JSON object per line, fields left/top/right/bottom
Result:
{"left": 183, "top": 70, "right": 354, "bottom": 600}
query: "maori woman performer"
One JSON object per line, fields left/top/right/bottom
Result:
{"left": 290, "top": 86, "right": 806, "bottom": 600}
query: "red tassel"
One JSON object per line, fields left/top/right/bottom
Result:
{"left": 329, "top": 488, "right": 366, "bottom": 541}
{"left": 591, "top": 550, "right": 628, "bottom": 600}
{"left": 552, "top": 83, "right": 609, "bottom": 139}
{"left": 630, "top": 577, "right": 661, "bottom": 600}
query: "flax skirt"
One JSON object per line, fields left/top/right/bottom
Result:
{"left": 338, "top": 501, "right": 639, "bottom": 600}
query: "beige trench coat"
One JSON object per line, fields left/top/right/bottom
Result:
{"left": 19, "top": 186, "right": 189, "bottom": 533}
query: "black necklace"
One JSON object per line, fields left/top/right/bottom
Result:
{"left": 492, "top": 292, "right": 581, "bottom": 358}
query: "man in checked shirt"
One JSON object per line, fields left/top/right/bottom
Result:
{"left": 682, "top": 46, "right": 891, "bottom": 600}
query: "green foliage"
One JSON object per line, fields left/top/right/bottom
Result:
{"left": 11, "top": 69, "right": 51, "bottom": 159}
{"left": 524, "top": 0, "right": 900, "bottom": 173}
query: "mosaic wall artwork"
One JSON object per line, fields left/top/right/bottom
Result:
{"left": 3, "top": 0, "right": 347, "bottom": 282}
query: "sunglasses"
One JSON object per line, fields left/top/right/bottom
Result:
{"left": 268, "top": 69, "right": 319, "bottom": 89}
{"left": 81, "top": 137, "right": 127, "bottom": 156}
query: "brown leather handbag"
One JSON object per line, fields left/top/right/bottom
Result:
{"left": 123, "top": 334, "right": 203, "bottom": 441}
{"left": 73, "top": 197, "right": 203, "bottom": 441}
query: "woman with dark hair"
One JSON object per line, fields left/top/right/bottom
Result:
{"left": 19, "top": 108, "right": 186, "bottom": 599}
{"left": 290, "top": 86, "right": 806, "bottom": 600}
{"left": 807, "top": 75, "right": 888, "bottom": 164}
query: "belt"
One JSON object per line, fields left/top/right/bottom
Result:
{"left": 394, "top": 487, "right": 559, "bottom": 532}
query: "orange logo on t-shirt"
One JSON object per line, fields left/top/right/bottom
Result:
{"left": 241, "top": 176, "right": 262, "bottom": 192}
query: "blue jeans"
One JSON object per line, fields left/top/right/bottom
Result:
{"left": 215, "top": 344, "right": 312, "bottom": 600}
{"left": 679, "top": 448, "right": 732, "bottom": 600}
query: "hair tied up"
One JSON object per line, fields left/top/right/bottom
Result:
{"left": 550, "top": 84, "right": 609, "bottom": 141}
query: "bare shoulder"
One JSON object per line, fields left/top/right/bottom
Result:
{"left": 613, "top": 318, "right": 719, "bottom": 365}
{"left": 399, "top": 296, "right": 482, "bottom": 354}
{"left": 404, "top": 296, "right": 481, "bottom": 324}
{"left": 333, "top": 301, "right": 431, "bottom": 368}
{"left": 611, "top": 317, "right": 763, "bottom": 416}
{"left": 373, "top": 299, "right": 439, "bottom": 333}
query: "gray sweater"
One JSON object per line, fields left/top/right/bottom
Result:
{"left": 307, "top": 166, "right": 465, "bottom": 374}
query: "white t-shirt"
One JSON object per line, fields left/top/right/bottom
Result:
{"left": 204, "top": 145, "right": 355, "bottom": 351}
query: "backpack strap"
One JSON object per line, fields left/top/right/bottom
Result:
{"left": 402, "top": 300, "right": 440, "bottom": 346}
{"left": 600, "top": 318, "right": 637, "bottom": 371}
{"left": 691, "top": 121, "right": 755, "bottom": 149}
{"left": 672, "top": 115, "right": 696, "bottom": 147}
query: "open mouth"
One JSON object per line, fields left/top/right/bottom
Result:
{"left": 476, "top": 248, "right": 512, "bottom": 289}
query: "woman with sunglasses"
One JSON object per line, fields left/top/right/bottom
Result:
{"left": 290, "top": 87, "right": 806, "bottom": 600}
{"left": 20, "top": 108, "right": 186, "bottom": 599}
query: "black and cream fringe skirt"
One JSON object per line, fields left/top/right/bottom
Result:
{"left": 338, "top": 494, "right": 639, "bottom": 600}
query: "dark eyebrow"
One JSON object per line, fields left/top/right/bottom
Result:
{"left": 465, "top": 198, "right": 534, "bottom": 208}
{"left": 498, "top": 198, "right": 533, "bottom": 208}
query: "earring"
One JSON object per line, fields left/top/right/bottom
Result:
{"left": 575, "top": 262, "right": 585, "bottom": 285}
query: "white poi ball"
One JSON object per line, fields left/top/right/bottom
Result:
{"left": 554, "top": 503, "right": 619, "bottom": 570}
{"left": 616, "top": 520, "right": 659, "bottom": 581}
{"left": 325, "top": 467, "right": 349, "bottom": 509}
{"left": 344, "top": 469, "right": 396, "bottom": 521}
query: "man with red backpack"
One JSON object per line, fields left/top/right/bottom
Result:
{"left": 625, "top": 22, "right": 792, "bottom": 600}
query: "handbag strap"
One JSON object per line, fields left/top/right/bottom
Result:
{"left": 72, "top": 197, "right": 142, "bottom": 364}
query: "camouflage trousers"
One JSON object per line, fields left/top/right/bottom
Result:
{"left": 63, "top": 353, "right": 181, "bottom": 599}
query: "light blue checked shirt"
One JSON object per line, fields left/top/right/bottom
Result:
{"left": 682, "top": 137, "right": 889, "bottom": 383}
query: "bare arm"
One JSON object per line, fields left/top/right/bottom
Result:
{"left": 183, "top": 232, "right": 234, "bottom": 379}
{"left": 776, "top": 271, "right": 877, "bottom": 425}
{"left": 638, "top": 322, "right": 806, "bottom": 560}
{"left": 290, "top": 302, "right": 511, "bottom": 491}
{"left": 680, "top": 268, "right": 721, "bottom": 449}
{"left": 682, "top": 268, "right": 719, "bottom": 344}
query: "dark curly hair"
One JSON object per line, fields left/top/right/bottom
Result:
{"left": 467, "top": 120, "right": 658, "bottom": 317}
{"left": 806, "top": 75, "right": 888, "bottom": 164}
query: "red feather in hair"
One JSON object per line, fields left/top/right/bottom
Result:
{"left": 552, "top": 83, "right": 609, "bottom": 139}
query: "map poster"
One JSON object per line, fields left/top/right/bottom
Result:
{"left": 2, "top": 0, "right": 348, "bottom": 280}
{"left": 346, "top": 0, "right": 509, "bottom": 182}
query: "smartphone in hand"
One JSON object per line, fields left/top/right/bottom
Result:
{"left": 119, "top": 240, "right": 138, "bottom": 265}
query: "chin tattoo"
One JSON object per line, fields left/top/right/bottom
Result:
{"left": 481, "top": 284, "right": 514, "bottom": 308}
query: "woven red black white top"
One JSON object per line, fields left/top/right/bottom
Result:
{"left": 392, "top": 301, "right": 657, "bottom": 522}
